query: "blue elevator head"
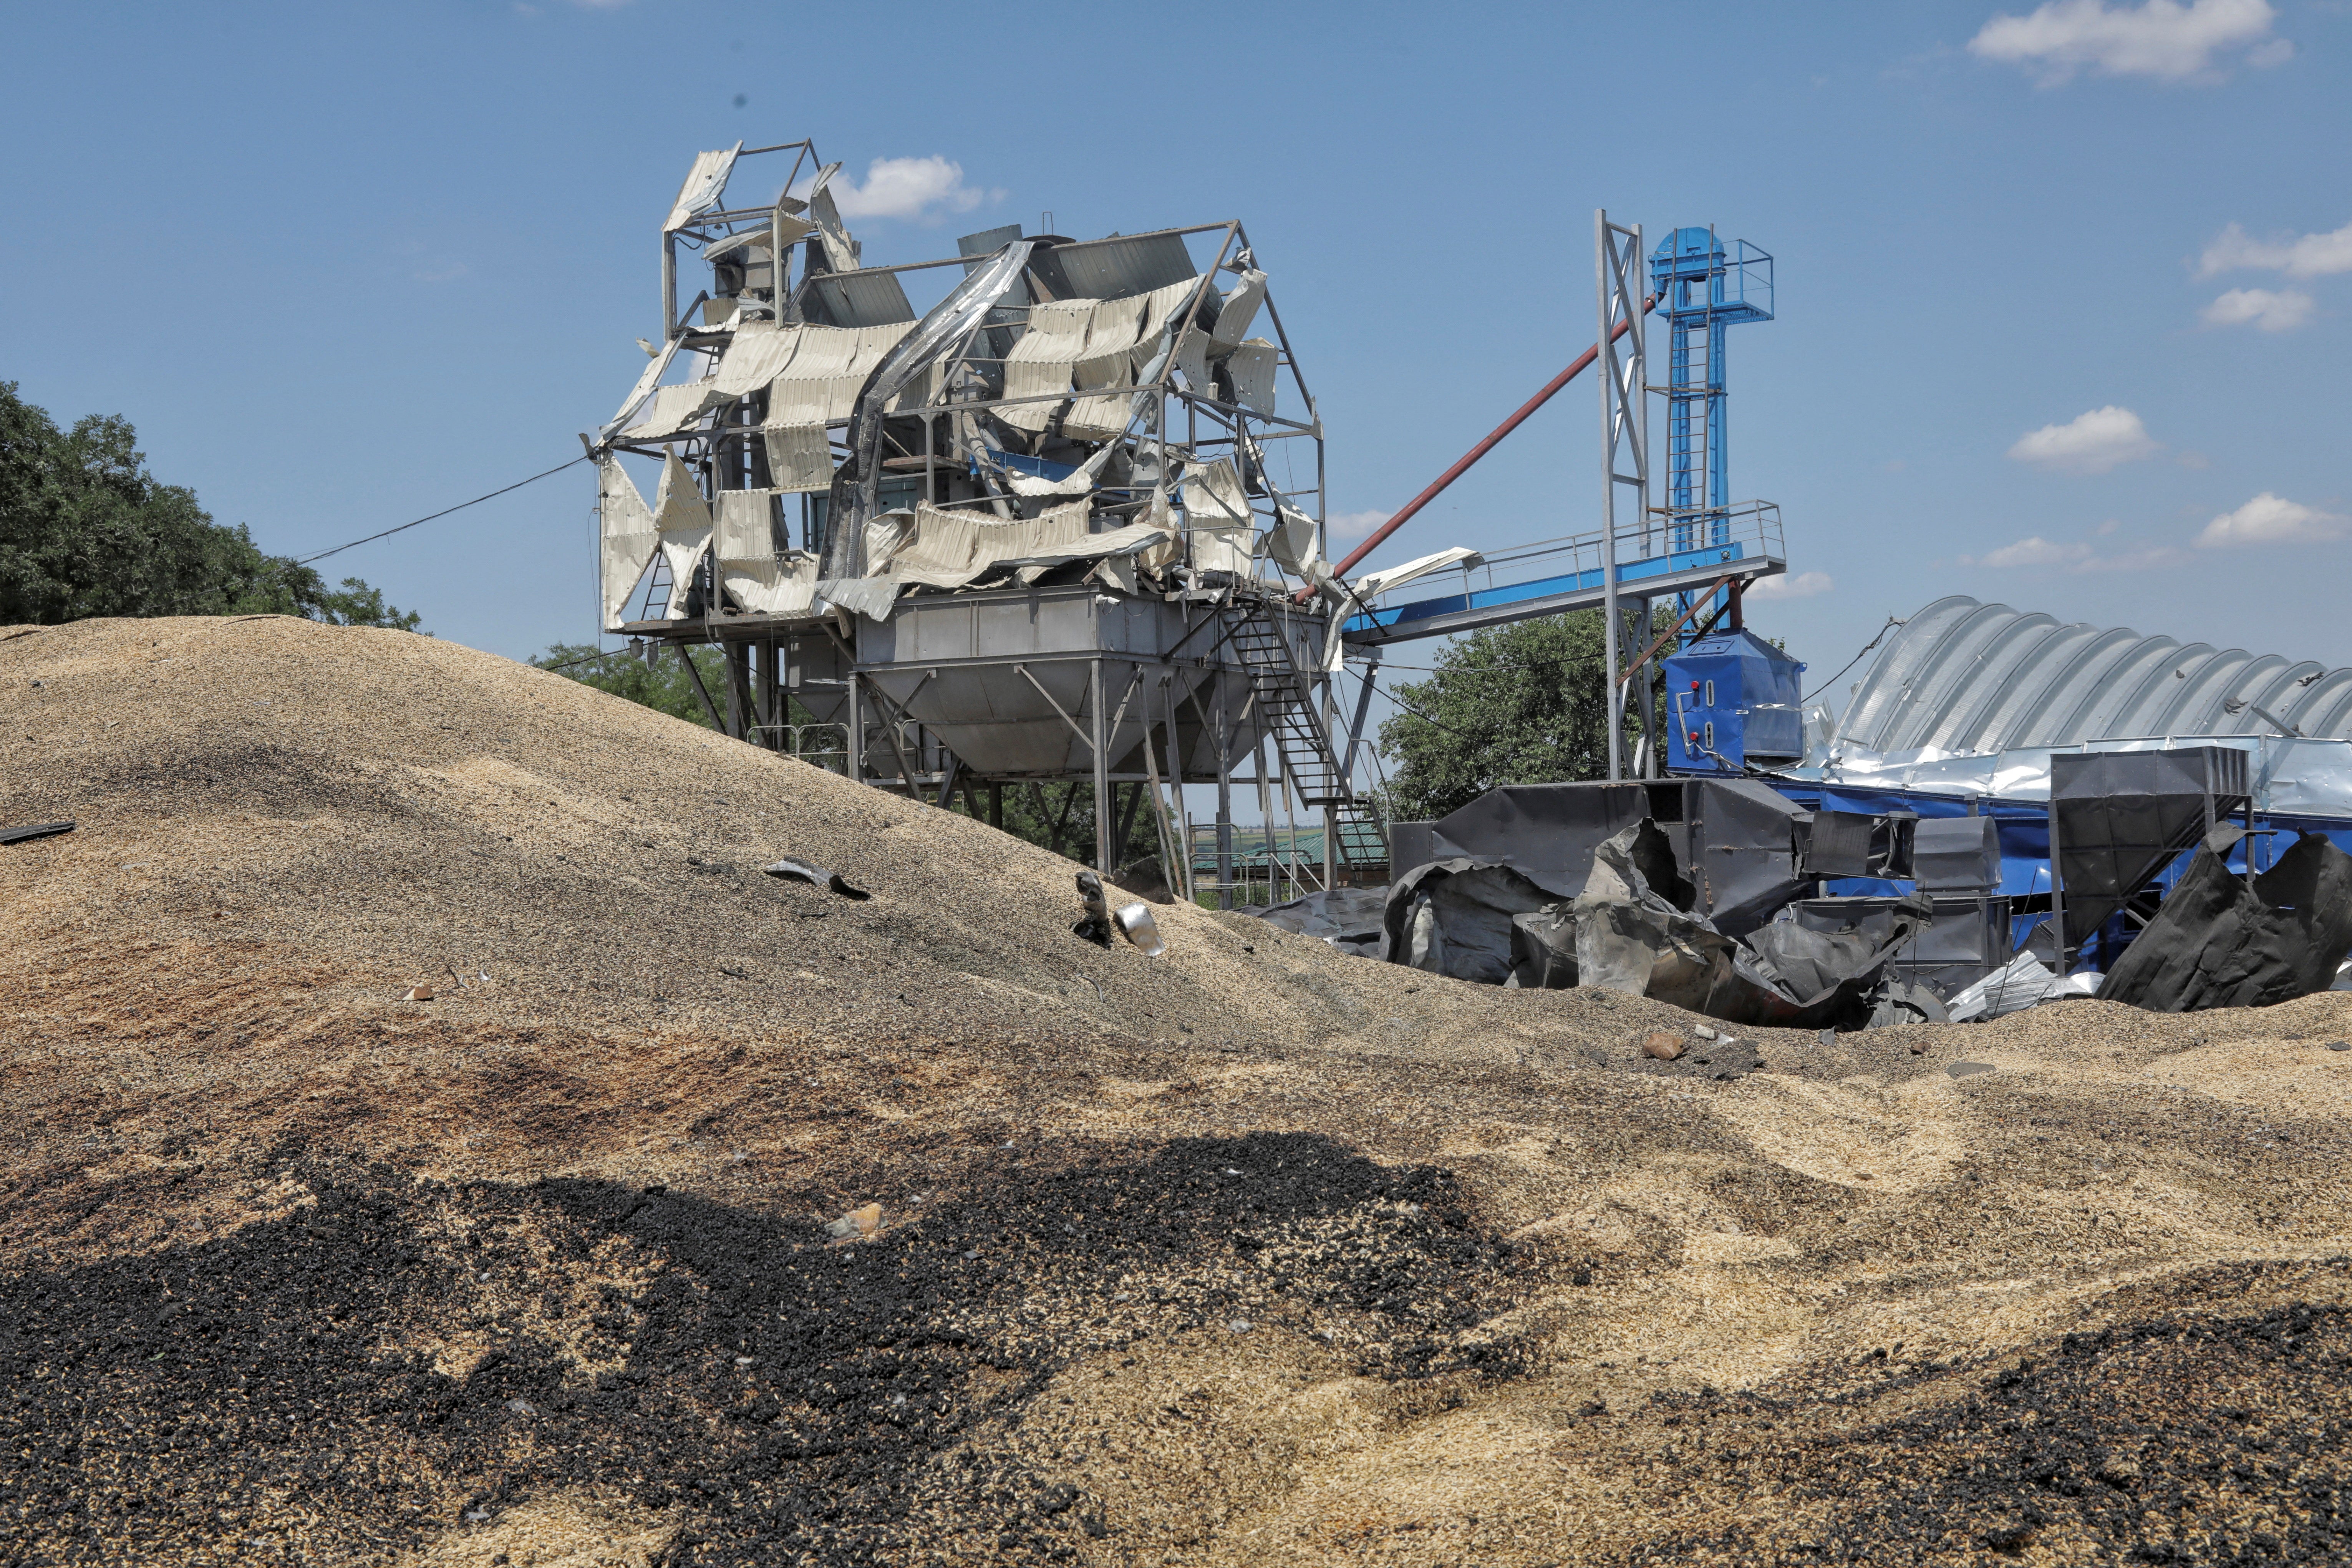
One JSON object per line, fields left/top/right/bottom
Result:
{"left": 1648, "top": 228, "right": 1774, "bottom": 324}
{"left": 1663, "top": 626, "right": 1807, "bottom": 774}
{"left": 1650, "top": 227, "right": 1724, "bottom": 285}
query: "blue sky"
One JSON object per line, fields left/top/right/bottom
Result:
{"left": 3, "top": 0, "right": 2348, "bottom": 719}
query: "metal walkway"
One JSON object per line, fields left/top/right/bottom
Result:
{"left": 1340, "top": 501, "right": 1785, "bottom": 648}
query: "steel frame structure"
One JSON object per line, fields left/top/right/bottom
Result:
{"left": 1596, "top": 211, "right": 1652, "bottom": 782}
{"left": 592, "top": 138, "right": 1381, "bottom": 903}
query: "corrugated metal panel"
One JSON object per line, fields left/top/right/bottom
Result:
{"left": 803, "top": 270, "right": 916, "bottom": 327}
{"left": 1038, "top": 232, "right": 1195, "bottom": 300}
{"left": 1835, "top": 597, "right": 2352, "bottom": 752}
{"left": 957, "top": 224, "right": 1024, "bottom": 264}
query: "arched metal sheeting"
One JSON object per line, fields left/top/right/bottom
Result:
{"left": 1836, "top": 596, "right": 2352, "bottom": 755}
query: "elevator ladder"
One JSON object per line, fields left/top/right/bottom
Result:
{"left": 1225, "top": 600, "right": 1387, "bottom": 877}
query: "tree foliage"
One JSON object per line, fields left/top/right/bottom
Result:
{"left": 1374, "top": 608, "right": 1663, "bottom": 823}
{"left": 0, "top": 381, "right": 419, "bottom": 630}
{"left": 964, "top": 780, "right": 1164, "bottom": 872}
{"left": 530, "top": 643, "right": 730, "bottom": 729}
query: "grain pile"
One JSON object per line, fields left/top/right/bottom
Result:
{"left": 5, "top": 614, "right": 2352, "bottom": 1567}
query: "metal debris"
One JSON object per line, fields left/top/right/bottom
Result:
{"left": 0, "top": 820, "right": 74, "bottom": 846}
{"left": 1072, "top": 871, "right": 1114, "bottom": 948}
{"left": 2097, "top": 825, "right": 2352, "bottom": 1012}
{"left": 1113, "top": 901, "right": 1165, "bottom": 958}
{"left": 762, "top": 857, "right": 870, "bottom": 900}
{"left": 1946, "top": 954, "right": 2100, "bottom": 1021}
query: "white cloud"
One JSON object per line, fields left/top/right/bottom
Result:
{"left": 1746, "top": 570, "right": 1833, "bottom": 600}
{"left": 2007, "top": 406, "right": 2162, "bottom": 474}
{"left": 2076, "top": 543, "right": 2191, "bottom": 571}
{"left": 1324, "top": 510, "right": 1391, "bottom": 544}
{"left": 2196, "top": 492, "right": 2347, "bottom": 548}
{"left": 822, "top": 156, "right": 988, "bottom": 223}
{"left": 1969, "top": 0, "right": 2283, "bottom": 83}
{"left": 1959, "top": 535, "right": 2190, "bottom": 571}
{"left": 2201, "top": 286, "right": 2316, "bottom": 331}
{"left": 1966, "top": 536, "right": 2094, "bottom": 567}
{"left": 2197, "top": 219, "right": 2352, "bottom": 277}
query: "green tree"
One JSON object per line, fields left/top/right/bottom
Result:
{"left": 530, "top": 642, "right": 731, "bottom": 728}
{"left": 964, "top": 779, "right": 1163, "bottom": 870}
{"left": 1374, "top": 607, "right": 1667, "bottom": 823}
{"left": 0, "top": 382, "right": 421, "bottom": 629}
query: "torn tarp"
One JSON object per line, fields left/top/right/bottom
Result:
{"left": 1245, "top": 886, "right": 1388, "bottom": 958}
{"left": 1380, "top": 859, "right": 1568, "bottom": 985}
{"left": 1571, "top": 822, "right": 1938, "bottom": 1029}
{"left": 2097, "top": 825, "right": 2352, "bottom": 1012}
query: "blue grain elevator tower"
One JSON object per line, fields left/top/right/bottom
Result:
{"left": 1648, "top": 228, "right": 1804, "bottom": 774}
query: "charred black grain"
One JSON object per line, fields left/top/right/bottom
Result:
{"left": 0, "top": 1134, "right": 1537, "bottom": 1565}
{"left": 1616, "top": 1261, "right": 2352, "bottom": 1567}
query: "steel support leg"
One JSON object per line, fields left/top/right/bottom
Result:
{"left": 1091, "top": 657, "right": 1110, "bottom": 874}
{"left": 1215, "top": 673, "right": 1233, "bottom": 910}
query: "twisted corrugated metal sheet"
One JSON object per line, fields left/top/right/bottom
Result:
{"left": 1835, "top": 596, "right": 2352, "bottom": 755}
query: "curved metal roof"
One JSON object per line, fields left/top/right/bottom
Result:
{"left": 1835, "top": 596, "right": 2352, "bottom": 754}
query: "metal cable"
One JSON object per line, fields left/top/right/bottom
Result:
{"left": 1800, "top": 617, "right": 1903, "bottom": 704}
{"left": 294, "top": 456, "right": 588, "bottom": 565}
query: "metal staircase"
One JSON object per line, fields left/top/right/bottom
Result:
{"left": 1224, "top": 598, "right": 1386, "bottom": 876}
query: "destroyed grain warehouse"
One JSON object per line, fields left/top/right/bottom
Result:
{"left": 592, "top": 138, "right": 1381, "bottom": 893}
{"left": 5, "top": 140, "right": 2352, "bottom": 1568}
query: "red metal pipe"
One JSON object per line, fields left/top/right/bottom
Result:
{"left": 1300, "top": 294, "right": 1657, "bottom": 602}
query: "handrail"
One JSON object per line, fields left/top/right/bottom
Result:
{"left": 1350, "top": 500, "right": 1784, "bottom": 614}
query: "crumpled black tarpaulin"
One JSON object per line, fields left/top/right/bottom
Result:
{"left": 1243, "top": 886, "right": 1391, "bottom": 958}
{"left": 1379, "top": 858, "right": 1569, "bottom": 986}
{"left": 1570, "top": 821, "right": 1938, "bottom": 1028}
{"left": 1382, "top": 820, "right": 1938, "bottom": 1028}
{"left": 2097, "top": 825, "right": 2352, "bottom": 1012}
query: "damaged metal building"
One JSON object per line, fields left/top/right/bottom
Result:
{"left": 1364, "top": 594, "right": 2352, "bottom": 1023}
{"left": 588, "top": 144, "right": 1794, "bottom": 910}
{"left": 590, "top": 138, "right": 1377, "bottom": 895}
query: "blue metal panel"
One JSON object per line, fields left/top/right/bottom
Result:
{"left": 1344, "top": 541, "right": 1750, "bottom": 639}
{"left": 1663, "top": 626, "right": 1806, "bottom": 771}
{"left": 1760, "top": 781, "right": 2352, "bottom": 966}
